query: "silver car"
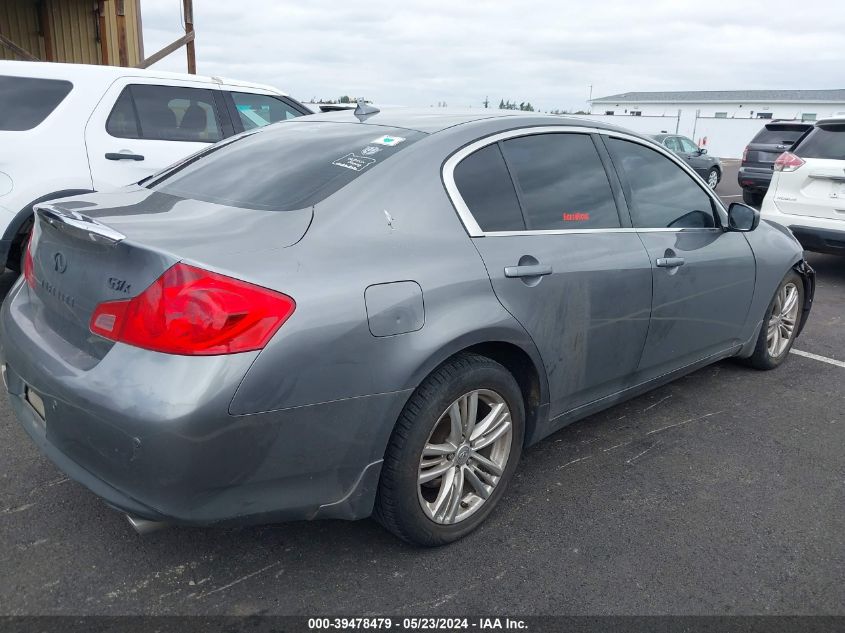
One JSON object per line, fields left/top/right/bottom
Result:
{"left": 0, "top": 111, "right": 814, "bottom": 546}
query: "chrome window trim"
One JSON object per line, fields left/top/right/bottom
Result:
{"left": 443, "top": 125, "right": 728, "bottom": 238}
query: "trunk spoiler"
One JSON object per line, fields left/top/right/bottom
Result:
{"left": 35, "top": 204, "right": 125, "bottom": 246}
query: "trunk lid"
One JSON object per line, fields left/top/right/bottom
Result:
{"left": 26, "top": 190, "right": 312, "bottom": 359}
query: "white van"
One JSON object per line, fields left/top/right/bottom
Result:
{"left": 0, "top": 61, "right": 311, "bottom": 271}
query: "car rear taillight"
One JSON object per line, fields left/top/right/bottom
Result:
{"left": 773, "top": 151, "right": 805, "bottom": 172}
{"left": 23, "top": 236, "right": 36, "bottom": 289}
{"left": 742, "top": 145, "right": 749, "bottom": 162}
{"left": 90, "top": 263, "right": 295, "bottom": 355}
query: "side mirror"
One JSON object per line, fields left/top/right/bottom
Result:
{"left": 727, "top": 202, "right": 760, "bottom": 232}
{"left": 698, "top": 147, "right": 708, "bottom": 155}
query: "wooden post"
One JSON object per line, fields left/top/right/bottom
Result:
{"left": 116, "top": 0, "right": 129, "bottom": 67}
{"left": 37, "top": 1, "right": 54, "bottom": 62}
{"left": 97, "top": 0, "right": 109, "bottom": 65}
{"left": 183, "top": 0, "right": 196, "bottom": 74}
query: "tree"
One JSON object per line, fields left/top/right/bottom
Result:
{"left": 483, "top": 96, "right": 489, "bottom": 108}
{"left": 499, "top": 99, "right": 505, "bottom": 109}
{"left": 339, "top": 95, "right": 350, "bottom": 104}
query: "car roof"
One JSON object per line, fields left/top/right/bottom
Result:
{"left": 293, "top": 108, "right": 641, "bottom": 135}
{"left": 816, "top": 116, "right": 845, "bottom": 126}
{"left": 0, "top": 60, "right": 286, "bottom": 95}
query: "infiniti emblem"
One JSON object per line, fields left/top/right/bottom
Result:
{"left": 53, "top": 251, "right": 67, "bottom": 274}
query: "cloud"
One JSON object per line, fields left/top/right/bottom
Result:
{"left": 139, "top": 0, "right": 845, "bottom": 111}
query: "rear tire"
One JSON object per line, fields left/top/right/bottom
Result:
{"left": 374, "top": 353, "right": 524, "bottom": 546}
{"left": 742, "top": 189, "right": 763, "bottom": 207}
{"left": 743, "top": 271, "right": 803, "bottom": 370}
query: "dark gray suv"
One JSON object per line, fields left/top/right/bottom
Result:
{"left": 1, "top": 111, "right": 814, "bottom": 546}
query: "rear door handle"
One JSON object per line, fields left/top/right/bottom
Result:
{"left": 656, "top": 257, "right": 685, "bottom": 268}
{"left": 105, "top": 152, "right": 145, "bottom": 161}
{"left": 504, "top": 264, "right": 552, "bottom": 278}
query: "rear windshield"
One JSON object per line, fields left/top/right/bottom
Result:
{"left": 0, "top": 75, "right": 73, "bottom": 131}
{"left": 794, "top": 124, "right": 845, "bottom": 160}
{"left": 751, "top": 125, "right": 809, "bottom": 145}
{"left": 149, "top": 121, "right": 423, "bottom": 211}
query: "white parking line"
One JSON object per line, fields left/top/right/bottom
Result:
{"left": 790, "top": 349, "right": 845, "bottom": 368}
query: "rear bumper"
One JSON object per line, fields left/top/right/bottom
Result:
{"left": 760, "top": 203, "right": 845, "bottom": 255}
{"left": 737, "top": 166, "right": 772, "bottom": 191}
{"left": 0, "top": 281, "right": 409, "bottom": 525}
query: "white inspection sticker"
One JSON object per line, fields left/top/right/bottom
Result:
{"left": 332, "top": 153, "right": 377, "bottom": 172}
{"left": 370, "top": 135, "right": 406, "bottom": 147}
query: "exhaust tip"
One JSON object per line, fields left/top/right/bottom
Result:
{"left": 125, "top": 513, "right": 168, "bottom": 535}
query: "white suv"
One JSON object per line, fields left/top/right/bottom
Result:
{"left": 0, "top": 61, "right": 311, "bottom": 271}
{"left": 761, "top": 117, "right": 845, "bottom": 255}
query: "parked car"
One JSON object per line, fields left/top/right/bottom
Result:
{"left": 738, "top": 121, "right": 813, "bottom": 206}
{"left": 651, "top": 134, "right": 722, "bottom": 189}
{"left": 1, "top": 111, "right": 814, "bottom": 546}
{"left": 0, "top": 61, "right": 311, "bottom": 273}
{"left": 761, "top": 117, "right": 845, "bottom": 255}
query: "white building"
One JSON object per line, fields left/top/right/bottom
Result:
{"left": 583, "top": 89, "right": 845, "bottom": 158}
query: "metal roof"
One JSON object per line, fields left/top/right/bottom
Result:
{"left": 591, "top": 89, "right": 845, "bottom": 104}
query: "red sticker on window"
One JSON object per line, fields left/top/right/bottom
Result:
{"left": 563, "top": 212, "right": 590, "bottom": 222}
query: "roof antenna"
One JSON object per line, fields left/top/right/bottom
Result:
{"left": 354, "top": 98, "right": 380, "bottom": 122}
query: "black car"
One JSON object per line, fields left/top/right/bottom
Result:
{"left": 651, "top": 134, "right": 722, "bottom": 189}
{"left": 738, "top": 121, "right": 813, "bottom": 206}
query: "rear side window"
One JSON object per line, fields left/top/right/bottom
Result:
{"left": 607, "top": 138, "right": 716, "bottom": 229}
{"left": 501, "top": 133, "right": 621, "bottom": 230}
{"left": 230, "top": 92, "right": 303, "bottom": 131}
{"left": 751, "top": 125, "right": 809, "bottom": 145}
{"left": 0, "top": 75, "right": 72, "bottom": 131}
{"left": 454, "top": 144, "right": 524, "bottom": 231}
{"left": 148, "top": 122, "right": 423, "bottom": 211}
{"left": 794, "top": 125, "right": 845, "bottom": 160}
{"left": 107, "top": 85, "right": 223, "bottom": 142}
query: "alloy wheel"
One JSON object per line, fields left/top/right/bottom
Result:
{"left": 708, "top": 169, "right": 719, "bottom": 189}
{"left": 417, "top": 389, "right": 513, "bottom": 525}
{"left": 767, "top": 282, "right": 800, "bottom": 357}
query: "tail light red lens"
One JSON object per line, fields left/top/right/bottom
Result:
{"left": 90, "top": 263, "right": 295, "bottom": 355}
{"left": 23, "top": 236, "right": 36, "bottom": 289}
{"left": 773, "top": 151, "right": 805, "bottom": 172}
{"left": 742, "top": 145, "right": 749, "bottom": 162}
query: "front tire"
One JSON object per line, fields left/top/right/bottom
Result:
{"left": 706, "top": 167, "right": 720, "bottom": 190}
{"left": 375, "top": 353, "right": 525, "bottom": 546}
{"left": 744, "top": 271, "right": 803, "bottom": 370}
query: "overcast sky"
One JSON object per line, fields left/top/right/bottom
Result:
{"left": 140, "top": 0, "right": 844, "bottom": 111}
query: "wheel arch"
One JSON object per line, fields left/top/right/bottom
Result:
{"left": 400, "top": 333, "right": 549, "bottom": 449}
{"left": 2, "top": 189, "right": 94, "bottom": 270}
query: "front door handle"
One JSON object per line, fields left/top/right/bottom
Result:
{"left": 656, "top": 257, "right": 685, "bottom": 268}
{"left": 504, "top": 264, "right": 552, "bottom": 278}
{"left": 105, "top": 152, "right": 145, "bottom": 161}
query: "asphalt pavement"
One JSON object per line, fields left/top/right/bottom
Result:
{"left": 0, "top": 169, "right": 843, "bottom": 615}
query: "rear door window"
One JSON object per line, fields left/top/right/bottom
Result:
{"left": 453, "top": 144, "right": 524, "bottom": 231}
{"left": 148, "top": 122, "right": 423, "bottom": 211}
{"left": 794, "top": 124, "right": 845, "bottom": 160}
{"left": 607, "top": 138, "right": 717, "bottom": 229}
{"left": 0, "top": 75, "right": 73, "bottom": 131}
{"left": 500, "top": 133, "right": 621, "bottom": 230}
{"left": 107, "top": 84, "right": 224, "bottom": 142}
{"left": 229, "top": 92, "right": 304, "bottom": 131}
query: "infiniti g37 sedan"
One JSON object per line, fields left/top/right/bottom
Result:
{"left": 0, "top": 111, "right": 815, "bottom": 546}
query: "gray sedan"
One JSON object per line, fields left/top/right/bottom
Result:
{"left": 652, "top": 133, "right": 723, "bottom": 189}
{"left": 1, "top": 111, "right": 814, "bottom": 546}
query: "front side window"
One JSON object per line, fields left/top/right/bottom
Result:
{"left": 107, "top": 84, "right": 223, "bottom": 142}
{"left": 663, "top": 137, "right": 680, "bottom": 152}
{"left": 0, "top": 75, "right": 73, "bottom": 131}
{"left": 230, "top": 92, "right": 303, "bottom": 131}
{"left": 607, "top": 138, "right": 716, "bottom": 229}
{"left": 500, "top": 133, "right": 621, "bottom": 230}
{"left": 453, "top": 144, "right": 524, "bottom": 232}
{"left": 678, "top": 137, "right": 699, "bottom": 154}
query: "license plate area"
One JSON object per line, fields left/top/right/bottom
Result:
{"left": 25, "top": 386, "right": 47, "bottom": 422}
